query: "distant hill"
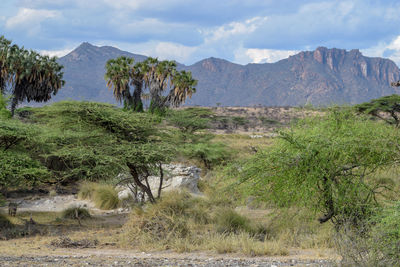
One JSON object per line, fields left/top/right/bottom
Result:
{"left": 54, "top": 43, "right": 400, "bottom": 106}
{"left": 53, "top": 42, "right": 146, "bottom": 103}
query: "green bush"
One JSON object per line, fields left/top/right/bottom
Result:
{"left": 240, "top": 109, "right": 400, "bottom": 227}
{"left": 0, "top": 150, "right": 49, "bottom": 190}
{"left": 215, "top": 208, "right": 252, "bottom": 234}
{"left": 369, "top": 203, "right": 400, "bottom": 265}
{"left": 167, "top": 108, "right": 211, "bottom": 135}
{"left": 0, "top": 94, "right": 11, "bottom": 119}
{"left": 181, "top": 142, "right": 230, "bottom": 169}
{"left": 61, "top": 206, "right": 91, "bottom": 219}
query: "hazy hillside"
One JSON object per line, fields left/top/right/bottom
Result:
{"left": 54, "top": 43, "right": 400, "bottom": 106}
{"left": 53, "top": 43, "right": 146, "bottom": 103}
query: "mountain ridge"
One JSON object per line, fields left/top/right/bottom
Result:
{"left": 53, "top": 43, "right": 400, "bottom": 106}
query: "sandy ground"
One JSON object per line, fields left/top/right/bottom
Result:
{"left": 0, "top": 247, "right": 338, "bottom": 266}
{"left": 0, "top": 195, "right": 128, "bottom": 215}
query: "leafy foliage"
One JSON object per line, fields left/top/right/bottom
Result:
{"left": 240, "top": 109, "right": 400, "bottom": 226}
{"left": 0, "top": 150, "right": 49, "bottom": 190}
{"left": 0, "top": 93, "right": 10, "bottom": 119}
{"left": 0, "top": 36, "right": 64, "bottom": 116}
{"left": 31, "top": 101, "right": 174, "bottom": 201}
{"left": 167, "top": 108, "right": 210, "bottom": 135}
{"left": 166, "top": 108, "right": 230, "bottom": 169}
{"left": 368, "top": 202, "right": 400, "bottom": 265}
{"left": 0, "top": 116, "right": 48, "bottom": 191}
{"left": 355, "top": 94, "right": 400, "bottom": 127}
{"left": 105, "top": 56, "right": 197, "bottom": 113}
{"left": 181, "top": 142, "right": 230, "bottom": 169}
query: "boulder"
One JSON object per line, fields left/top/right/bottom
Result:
{"left": 116, "top": 164, "right": 201, "bottom": 200}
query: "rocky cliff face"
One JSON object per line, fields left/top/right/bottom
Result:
{"left": 185, "top": 47, "right": 400, "bottom": 106}
{"left": 55, "top": 43, "right": 400, "bottom": 106}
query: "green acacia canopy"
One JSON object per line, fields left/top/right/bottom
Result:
{"left": 355, "top": 94, "right": 400, "bottom": 127}
{"left": 239, "top": 109, "right": 400, "bottom": 227}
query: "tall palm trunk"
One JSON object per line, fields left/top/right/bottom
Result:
{"left": 149, "top": 81, "right": 163, "bottom": 113}
{"left": 132, "top": 80, "right": 143, "bottom": 112}
{"left": 10, "top": 95, "right": 18, "bottom": 117}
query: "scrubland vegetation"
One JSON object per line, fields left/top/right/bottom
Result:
{"left": 1, "top": 93, "right": 400, "bottom": 265}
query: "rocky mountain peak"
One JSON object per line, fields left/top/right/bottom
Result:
{"left": 54, "top": 44, "right": 400, "bottom": 107}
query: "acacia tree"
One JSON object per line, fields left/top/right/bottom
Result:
{"left": 240, "top": 109, "right": 400, "bottom": 227}
{"left": 355, "top": 94, "right": 400, "bottom": 127}
{"left": 0, "top": 36, "right": 64, "bottom": 116}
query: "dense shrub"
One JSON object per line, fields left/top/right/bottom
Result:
{"left": 61, "top": 206, "right": 91, "bottom": 219}
{"left": 0, "top": 94, "right": 11, "bottom": 119}
{"left": 181, "top": 142, "right": 230, "bottom": 169}
{"left": 215, "top": 208, "right": 252, "bottom": 234}
{"left": 368, "top": 203, "right": 400, "bottom": 266}
{"left": 240, "top": 109, "right": 400, "bottom": 227}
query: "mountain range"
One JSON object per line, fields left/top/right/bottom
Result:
{"left": 53, "top": 42, "right": 400, "bottom": 106}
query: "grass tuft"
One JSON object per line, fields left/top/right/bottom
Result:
{"left": 61, "top": 206, "right": 91, "bottom": 219}
{"left": 92, "top": 184, "right": 120, "bottom": 210}
{"left": 78, "top": 182, "right": 98, "bottom": 200}
{"left": 78, "top": 182, "right": 120, "bottom": 210}
{"left": 215, "top": 208, "right": 252, "bottom": 234}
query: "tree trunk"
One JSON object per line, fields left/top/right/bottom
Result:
{"left": 132, "top": 81, "right": 143, "bottom": 112}
{"left": 10, "top": 96, "right": 18, "bottom": 117}
{"left": 149, "top": 81, "right": 163, "bottom": 113}
{"left": 318, "top": 176, "right": 335, "bottom": 224}
{"left": 157, "top": 163, "right": 164, "bottom": 199}
{"left": 127, "top": 163, "right": 155, "bottom": 203}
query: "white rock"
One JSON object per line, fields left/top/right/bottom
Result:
{"left": 116, "top": 163, "right": 202, "bottom": 200}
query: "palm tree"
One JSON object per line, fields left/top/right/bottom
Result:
{"left": 105, "top": 56, "right": 133, "bottom": 109}
{"left": 0, "top": 36, "right": 12, "bottom": 95}
{"left": 106, "top": 56, "right": 197, "bottom": 112}
{"left": 105, "top": 56, "right": 144, "bottom": 112}
{"left": 165, "top": 70, "right": 197, "bottom": 107}
{"left": 0, "top": 36, "right": 64, "bottom": 116}
{"left": 9, "top": 49, "right": 64, "bottom": 116}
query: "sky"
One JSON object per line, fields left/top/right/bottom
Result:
{"left": 1, "top": 0, "right": 400, "bottom": 66}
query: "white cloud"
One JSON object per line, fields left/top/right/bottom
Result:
{"left": 245, "top": 48, "right": 298, "bottom": 63}
{"left": 152, "top": 42, "right": 197, "bottom": 62}
{"left": 5, "top": 8, "right": 59, "bottom": 35}
{"left": 362, "top": 35, "right": 400, "bottom": 66}
{"left": 205, "top": 16, "right": 268, "bottom": 43}
{"left": 234, "top": 47, "right": 298, "bottom": 64}
{"left": 39, "top": 48, "right": 73, "bottom": 58}
{"left": 103, "top": 0, "right": 181, "bottom": 10}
